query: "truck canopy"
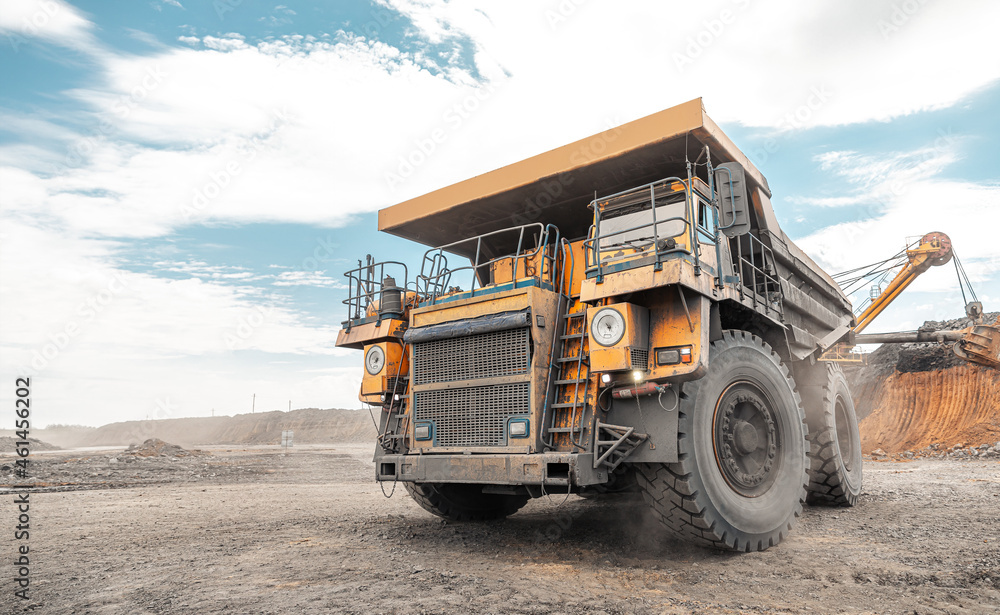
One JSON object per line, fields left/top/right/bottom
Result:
{"left": 377, "top": 99, "right": 853, "bottom": 354}
{"left": 378, "top": 98, "right": 770, "bottom": 259}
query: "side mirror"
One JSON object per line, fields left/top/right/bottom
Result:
{"left": 714, "top": 162, "right": 751, "bottom": 237}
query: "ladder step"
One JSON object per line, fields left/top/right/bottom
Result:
{"left": 554, "top": 378, "right": 587, "bottom": 385}
{"left": 560, "top": 333, "right": 585, "bottom": 340}
{"left": 547, "top": 427, "right": 582, "bottom": 433}
{"left": 556, "top": 355, "right": 586, "bottom": 363}
{"left": 550, "top": 402, "right": 586, "bottom": 409}
{"left": 565, "top": 312, "right": 586, "bottom": 319}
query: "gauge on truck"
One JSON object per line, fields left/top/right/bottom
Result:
{"left": 365, "top": 345, "right": 386, "bottom": 375}
{"left": 591, "top": 307, "right": 626, "bottom": 347}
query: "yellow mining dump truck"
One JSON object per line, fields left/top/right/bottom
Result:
{"left": 336, "top": 98, "right": 862, "bottom": 552}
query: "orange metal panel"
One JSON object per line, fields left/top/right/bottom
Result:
{"left": 360, "top": 341, "right": 408, "bottom": 398}
{"left": 410, "top": 288, "right": 531, "bottom": 328}
{"left": 586, "top": 303, "right": 649, "bottom": 373}
{"left": 647, "top": 288, "right": 709, "bottom": 380}
{"left": 336, "top": 318, "right": 406, "bottom": 350}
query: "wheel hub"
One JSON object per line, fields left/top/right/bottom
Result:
{"left": 733, "top": 420, "right": 759, "bottom": 455}
{"left": 714, "top": 383, "right": 781, "bottom": 498}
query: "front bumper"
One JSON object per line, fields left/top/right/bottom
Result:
{"left": 374, "top": 451, "right": 610, "bottom": 487}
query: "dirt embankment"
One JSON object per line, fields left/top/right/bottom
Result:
{"left": 849, "top": 312, "right": 1000, "bottom": 455}
{"left": 2, "top": 407, "right": 377, "bottom": 449}
{"left": 0, "top": 436, "right": 60, "bottom": 451}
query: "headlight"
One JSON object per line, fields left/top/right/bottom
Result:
{"left": 508, "top": 419, "right": 529, "bottom": 438}
{"left": 590, "top": 307, "right": 626, "bottom": 347}
{"left": 365, "top": 345, "right": 386, "bottom": 375}
{"left": 414, "top": 422, "right": 432, "bottom": 441}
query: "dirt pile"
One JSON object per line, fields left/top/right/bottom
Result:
{"left": 123, "top": 438, "right": 193, "bottom": 457}
{"left": 11, "top": 407, "right": 378, "bottom": 449}
{"left": 0, "top": 436, "right": 60, "bottom": 451}
{"left": 849, "top": 312, "right": 1000, "bottom": 455}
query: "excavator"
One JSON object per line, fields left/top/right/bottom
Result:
{"left": 823, "top": 231, "right": 1000, "bottom": 368}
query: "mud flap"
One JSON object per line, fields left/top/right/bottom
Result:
{"left": 604, "top": 388, "right": 679, "bottom": 463}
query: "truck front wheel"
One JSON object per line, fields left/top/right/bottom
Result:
{"left": 403, "top": 482, "right": 529, "bottom": 521}
{"left": 636, "top": 330, "right": 809, "bottom": 552}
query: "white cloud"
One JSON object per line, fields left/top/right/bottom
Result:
{"left": 785, "top": 195, "right": 869, "bottom": 208}
{"left": 8, "top": 1, "right": 1000, "bottom": 242}
{"left": 374, "top": 0, "right": 1000, "bottom": 130}
{"left": 0, "top": 0, "right": 101, "bottom": 55}
{"left": 273, "top": 271, "right": 347, "bottom": 288}
{"left": 795, "top": 140, "right": 1000, "bottom": 319}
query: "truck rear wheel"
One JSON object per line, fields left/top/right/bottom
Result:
{"left": 403, "top": 482, "right": 529, "bottom": 521}
{"left": 636, "top": 331, "right": 808, "bottom": 552}
{"left": 802, "top": 363, "right": 862, "bottom": 507}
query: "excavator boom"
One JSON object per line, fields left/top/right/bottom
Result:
{"left": 853, "top": 232, "right": 952, "bottom": 334}
{"left": 827, "top": 231, "right": 1000, "bottom": 369}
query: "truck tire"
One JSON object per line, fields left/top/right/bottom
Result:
{"left": 403, "top": 482, "right": 529, "bottom": 521}
{"left": 636, "top": 330, "right": 808, "bottom": 552}
{"left": 802, "top": 363, "right": 862, "bottom": 507}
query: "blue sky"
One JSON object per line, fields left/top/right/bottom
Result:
{"left": 1, "top": 0, "right": 998, "bottom": 427}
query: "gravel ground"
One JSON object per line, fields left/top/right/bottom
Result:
{"left": 2, "top": 445, "right": 998, "bottom": 614}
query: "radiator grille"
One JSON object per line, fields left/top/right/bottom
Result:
{"left": 630, "top": 347, "right": 649, "bottom": 370}
{"left": 414, "top": 383, "right": 530, "bottom": 447}
{"left": 412, "top": 327, "right": 529, "bottom": 385}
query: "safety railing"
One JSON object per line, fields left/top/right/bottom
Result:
{"left": 583, "top": 177, "right": 714, "bottom": 281}
{"left": 342, "top": 256, "right": 413, "bottom": 329}
{"left": 416, "top": 223, "right": 562, "bottom": 306}
{"left": 731, "top": 232, "right": 783, "bottom": 318}
{"left": 818, "top": 343, "right": 868, "bottom": 364}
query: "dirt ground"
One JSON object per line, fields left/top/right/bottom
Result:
{"left": 2, "top": 444, "right": 999, "bottom": 615}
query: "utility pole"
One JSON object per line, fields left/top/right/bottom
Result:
{"left": 252, "top": 393, "right": 255, "bottom": 414}
{"left": 288, "top": 400, "right": 291, "bottom": 412}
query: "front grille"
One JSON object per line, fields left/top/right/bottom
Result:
{"left": 630, "top": 347, "right": 649, "bottom": 370}
{"left": 412, "top": 327, "right": 529, "bottom": 385}
{"left": 414, "top": 383, "right": 530, "bottom": 447}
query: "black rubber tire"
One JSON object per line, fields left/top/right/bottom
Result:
{"left": 636, "top": 330, "right": 808, "bottom": 552}
{"left": 403, "top": 482, "right": 529, "bottom": 521}
{"left": 802, "top": 363, "right": 863, "bottom": 507}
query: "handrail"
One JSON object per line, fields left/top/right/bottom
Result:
{"left": 540, "top": 238, "right": 573, "bottom": 449}
{"left": 341, "top": 258, "right": 412, "bottom": 329}
{"left": 416, "top": 223, "right": 562, "bottom": 306}
{"left": 732, "top": 232, "right": 783, "bottom": 318}
{"left": 582, "top": 176, "right": 712, "bottom": 281}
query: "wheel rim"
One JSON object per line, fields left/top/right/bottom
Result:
{"left": 834, "top": 395, "right": 855, "bottom": 472}
{"left": 713, "top": 381, "right": 782, "bottom": 498}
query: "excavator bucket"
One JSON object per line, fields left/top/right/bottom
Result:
{"left": 953, "top": 325, "right": 1000, "bottom": 369}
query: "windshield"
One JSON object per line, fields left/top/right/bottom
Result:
{"left": 598, "top": 193, "right": 687, "bottom": 249}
